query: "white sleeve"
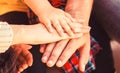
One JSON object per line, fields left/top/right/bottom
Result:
{"left": 0, "top": 22, "right": 13, "bottom": 53}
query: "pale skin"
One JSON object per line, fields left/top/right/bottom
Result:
{"left": 23, "top": 0, "right": 85, "bottom": 36}
{"left": 11, "top": 23, "right": 90, "bottom": 45}
{"left": 9, "top": 23, "right": 90, "bottom": 73}
{"left": 40, "top": 0, "right": 93, "bottom": 72}
{"left": 13, "top": 0, "right": 92, "bottom": 72}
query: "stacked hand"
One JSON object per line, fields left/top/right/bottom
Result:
{"left": 40, "top": 16, "right": 90, "bottom": 72}
{"left": 38, "top": 6, "right": 88, "bottom": 37}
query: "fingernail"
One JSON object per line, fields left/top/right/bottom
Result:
{"left": 47, "top": 60, "right": 53, "bottom": 67}
{"left": 42, "top": 56, "right": 48, "bottom": 63}
{"left": 56, "top": 60, "right": 62, "bottom": 67}
{"left": 81, "top": 64, "right": 85, "bottom": 72}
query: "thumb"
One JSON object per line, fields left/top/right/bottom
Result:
{"left": 78, "top": 40, "right": 90, "bottom": 72}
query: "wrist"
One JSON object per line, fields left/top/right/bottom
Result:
{"left": 11, "top": 25, "right": 23, "bottom": 45}
{"left": 24, "top": 0, "right": 52, "bottom": 16}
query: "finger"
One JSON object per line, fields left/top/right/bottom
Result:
{"left": 41, "top": 18, "right": 53, "bottom": 32}
{"left": 56, "top": 39, "right": 80, "bottom": 67}
{"left": 80, "top": 26, "right": 91, "bottom": 33}
{"left": 22, "top": 50, "right": 33, "bottom": 66}
{"left": 18, "top": 64, "right": 28, "bottom": 73}
{"left": 67, "top": 21, "right": 90, "bottom": 34}
{"left": 17, "top": 55, "right": 28, "bottom": 72}
{"left": 12, "top": 44, "right": 32, "bottom": 51}
{"left": 64, "top": 12, "right": 75, "bottom": 22}
{"left": 11, "top": 46, "right": 22, "bottom": 55}
{"left": 51, "top": 19, "right": 64, "bottom": 36}
{"left": 40, "top": 44, "right": 46, "bottom": 53}
{"left": 59, "top": 18, "right": 74, "bottom": 36}
{"left": 19, "top": 44, "right": 32, "bottom": 50}
{"left": 47, "top": 40, "right": 69, "bottom": 67}
{"left": 41, "top": 43, "right": 56, "bottom": 63}
{"left": 79, "top": 36, "right": 90, "bottom": 72}
{"left": 63, "top": 15, "right": 80, "bottom": 33}
{"left": 73, "top": 25, "right": 91, "bottom": 34}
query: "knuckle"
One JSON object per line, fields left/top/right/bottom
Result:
{"left": 59, "top": 55, "right": 67, "bottom": 62}
{"left": 50, "top": 53, "right": 58, "bottom": 59}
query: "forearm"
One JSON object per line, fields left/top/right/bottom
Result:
{"left": 11, "top": 23, "right": 71, "bottom": 45}
{"left": 65, "top": 0, "right": 93, "bottom": 25}
{"left": 23, "top": 0, "right": 52, "bottom": 16}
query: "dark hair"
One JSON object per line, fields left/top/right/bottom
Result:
{"left": 0, "top": 48, "right": 18, "bottom": 73}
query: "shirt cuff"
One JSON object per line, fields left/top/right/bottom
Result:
{"left": 0, "top": 22, "right": 13, "bottom": 53}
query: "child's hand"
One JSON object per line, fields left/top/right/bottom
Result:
{"left": 11, "top": 44, "right": 33, "bottom": 73}
{"left": 38, "top": 6, "right": 84, "bottom": 36}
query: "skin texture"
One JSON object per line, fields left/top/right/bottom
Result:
{"left": 40, "top": 0, "right": 93, "bottom": 72}
{"left": 11, "top": 23, "right": 90, "bottom": 45}
{"left": 24, "top": 0, "right": 85, "bottom": 36}
{"left": 11, "top": 0, "right": 92, "bottom": 72}
{"left": 10, "top": 22, "right": 90, "bottom": 73}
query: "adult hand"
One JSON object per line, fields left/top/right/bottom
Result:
{"left": 40, "top": 33, "right": 90, "bottom": 72}
{"left": 40, "top": 39, "right": 69, "bottom": 67}
{"left": 11, "top": 44, "right": 33, "bottom": 73}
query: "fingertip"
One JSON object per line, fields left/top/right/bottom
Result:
{"left": 69, "top": 32, "right": 75, "bottom": 37}
{"left": 42, "top": 56, "right": 48, "bottom": 63}
{"left": 59, "top": 31, "right": 65, "bottom": 37}
{"left": 56, "top": 60, "right": 63, "bottom": 67}
{"left": 82, "top": 26, "right": 91, "bottom": 33}
{"left": 40, "top": 45, "right": 46, "bottom": 53}
{"left": 43, "top": 19, "right": 53, "bottom": 32}
{"left": 18, "top": 64, "right": 28, "bottom": 73}
{"left": 47, "top": 26, "right": 53, "bottom": 33}
{"left": 20, "top": 44, "right": 32, "bottom": 50}
{"left": 28, "top": 60, "right": 33, "bottom": 67}
{"left": 79, "top": 64, "right": 85, "bottom": 72}
{"left": 23, "top": 64, "right": 28, "bottom": 70}
{"left": 49, "top": 28, "right": 54, "bottom": 32}
{"left": 47, "top": 60, "right": 54, "bottom": 67}
{"left": 26, "top": 53, "right": 33, "bottom": 67}
{"left": 40, "top": 48, "right": 44, "bottom": 53}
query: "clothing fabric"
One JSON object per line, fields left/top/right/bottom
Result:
{"left": 0, "top": 0, "right": 28, "bottom": 15}
{"left": 0, "top": 12, "right": 46, "bottom": 73}
{"left": 90, "top": 0, "right": 115, "bottom": 73}
{"left": 62, "top": 37, "right": 101, "bottom": 73}
{"left": 0, "top": 11, "right": 29, "bottom": 24}
{"left": 28, "top": 0, "right": 102, "bottom": 73}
